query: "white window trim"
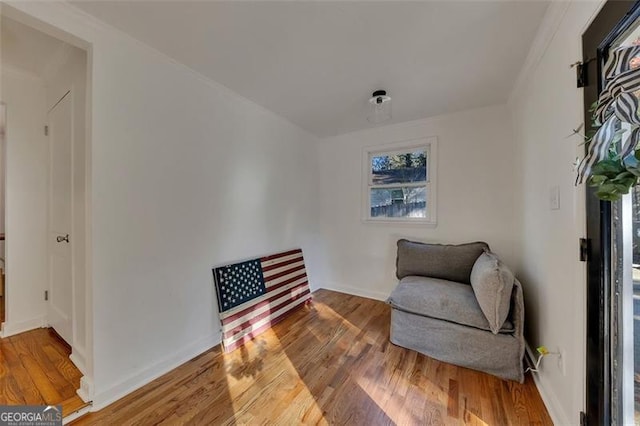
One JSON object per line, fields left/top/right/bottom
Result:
{"left": 361, "top": 137, "right": 437, "bottom": 226}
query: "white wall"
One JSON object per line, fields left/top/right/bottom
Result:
{"left": 316, "top": 104, "right": 517, "bottom": 300}
{"left": 3, "top": 1, "right": 321, "bottom": 409}
{"left": 509, "top": 1, "right": 603, "bottom": 424}
{"left": 1, "top": 67, "right": 49, "bottom": 335}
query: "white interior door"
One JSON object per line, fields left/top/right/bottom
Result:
{"left": 48, "top": 92, "right": 73, "bottom": 345}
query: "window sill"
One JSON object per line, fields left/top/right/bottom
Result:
{"left": 361, "top": 218, "right": 437, "bottom": 227}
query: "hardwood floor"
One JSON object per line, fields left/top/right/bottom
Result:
{"left": 0, "top": 327, "right": 88, "bottom": 416}
{"left": 74, "top": 289, "right": 551, "bottom": 425}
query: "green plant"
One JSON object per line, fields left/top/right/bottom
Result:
{"left": 577, "top": 43, "right": 640, "bottom": 199}
{"left": 584, "top": 102, "right": 640, "bottom": 201}
{"left": 588, "top": 155, "right": 638, "bottom": 201}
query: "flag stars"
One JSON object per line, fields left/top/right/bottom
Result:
{"left": 215, "top": 259, "right": 267, "bottom": 312}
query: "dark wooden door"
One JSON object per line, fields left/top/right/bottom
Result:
{"left": 583, "top": 2, "right": 640, "bottom": 424}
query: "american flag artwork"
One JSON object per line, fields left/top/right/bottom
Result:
{"left": 213, "top": 248, "right": 312, "bottom": 352}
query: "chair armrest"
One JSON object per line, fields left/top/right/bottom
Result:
{"left": 510, "top": 279, "right": 525, "bottom": 337}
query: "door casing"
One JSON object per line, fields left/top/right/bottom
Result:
{"left": 583, "top": 2, "right": 640, "bottom": 424}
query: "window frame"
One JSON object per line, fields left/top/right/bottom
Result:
{"left": 361, "top": 137, "right": 437, "bottom": 225}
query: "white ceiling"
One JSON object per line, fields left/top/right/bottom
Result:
{"left": 72, "top": 1, "right": 548, "bottom": 138}
{"left": 1, "top": 16, "right": 66, "bottom": 78}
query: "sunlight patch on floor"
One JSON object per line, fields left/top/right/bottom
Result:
{"left": 315, "top": 302, "right": 362, "bottom": 332}
{"left": 221, "top": 328, "right": 325, "bottom": 424}
{"left": 353, "top": 344, "right": 465, "bottom": 424}
{"left": 464, "top": 409, "right": 490, "bottom": 425}
{"left": 355, "top": 372, "right": 403, "bottom": 424}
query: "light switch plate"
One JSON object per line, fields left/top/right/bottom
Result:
{"left": 550, "top": 185, "right": 560, "bottom": 210}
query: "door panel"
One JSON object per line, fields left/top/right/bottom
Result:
{"left": 583, "top": 2, "right": 640, "bottom": 424}
{"left": 48, "top": 92, "right": 72, "bottom": 345}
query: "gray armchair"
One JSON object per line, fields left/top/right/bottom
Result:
{"left": 387, "top": 239, "right": 525, "bottom": 382}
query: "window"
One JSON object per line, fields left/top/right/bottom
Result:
{"left": 362, "top": 137, "right": 436, "bottom": 224}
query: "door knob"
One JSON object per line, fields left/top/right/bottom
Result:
{"left": 56, "top": 234, "right": 69, "bottom": 243}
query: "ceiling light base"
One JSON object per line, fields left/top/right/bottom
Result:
{"left": 367, "top": 89, "right": 392, "bottom": 123}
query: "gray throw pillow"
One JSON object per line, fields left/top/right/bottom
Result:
{"left": 396, "top": 239, "right": 489, "bottom": 284}
{"left": 470, "top": 251, "right": 514, "bottom": 334}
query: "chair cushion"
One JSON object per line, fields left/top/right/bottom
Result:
{"left": 396, "top": 239, "right": 489, "bottom": 284}
{"left": 470, "top": 251, "right": 515, "bottom": 334}
{"left": 388, "top": 276, "right": 514, "bottom": 333}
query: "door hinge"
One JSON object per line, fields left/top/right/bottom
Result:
{"left": 571, "top": 58, "right": 594, "bottom": 88}
{"left": 580, "top": 238, "right": 591, "bottom": 262}
{"left": 580, "top": 411, "right": 587, "bottom": 426}
{"left": 44, "top": 290, "right": 48, "bottom": 301}
{"left": 576, "top": 63, "right": 587, "bottom": 88}
{"left": 44, "top": 125, "right": 49, "bottom": 136}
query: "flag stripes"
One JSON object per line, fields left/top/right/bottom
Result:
{"left": 220, "top": 275, "right": 308, "bottom": 322}
{"left": 222, "top": 287, "right": 311, "bottom": 341}
{"left": 213, "top": 248, "right": 311, "bottom": 352}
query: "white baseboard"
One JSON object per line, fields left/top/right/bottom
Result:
{"left": 90, "top": 332, "right": 220, "bottom": 411}
{"left": 77, "top": 375, "right": 94, "bottom": 403}
{"left": 525, "top": 343, "right": 571, "bottom": 425}
{"left": 319, "top": 283, "right": 389, "bottom": 302}
{"left": 1, "top": 316, "right": 46, "bottom": 337}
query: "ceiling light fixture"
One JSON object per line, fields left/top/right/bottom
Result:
{"left": 367, "top": 89, "right": 392, "bottom": 124}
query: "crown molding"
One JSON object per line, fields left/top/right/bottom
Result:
{"left": 508, "top": 1, "right": 572, "bottom": 106}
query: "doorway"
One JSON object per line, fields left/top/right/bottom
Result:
{"left": 48, "top": 90, "right": 73, "bottom": 346}
{"left": 583, "top": 1, "right": 640, "bottom": 424}
{"left": 0, "top": 11, "right": 91, "bottom": 414}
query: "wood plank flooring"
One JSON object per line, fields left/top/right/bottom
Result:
{"left": 74, "top": 289, "right": 551, "bottom": 425}
{"left": 0, "top": 327, "right": 88, "bottom": 417}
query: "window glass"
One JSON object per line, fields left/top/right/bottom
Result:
{"left": 371, "top": 150, "right": 427, "bottom": 185}
{"left": 370, "top": 186, "right": 426, "bottom": 218}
